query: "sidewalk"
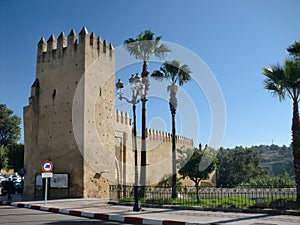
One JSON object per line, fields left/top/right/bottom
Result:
{"left": 1, "top": 194, "right": 299, "bottom": 225}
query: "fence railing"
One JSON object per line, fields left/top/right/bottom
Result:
{"left": 109, "top": 185, "right": 299, "bottom": 210}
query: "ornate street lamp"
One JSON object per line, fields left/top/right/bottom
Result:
{"left": 115, "top": 73, "right": 144, "bottom": 212}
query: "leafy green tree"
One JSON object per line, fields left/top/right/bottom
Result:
{"left": 0, "top": 104, "right": 23, "bottom": 171}
{"left": 7, "top": 143, "right": 24, "bottom": 171}
{"left": 0, "top": 145, "right": 9, "bottom": 169}
{"left": 124, "top": 30, "right": 170, "bottom": 188}
{"left": 158, "top": 174, "right": 182, "bottom": 187}
{"left": 0, "top": 143, "right": 24, "bottom": 171}
{"left": 0, "top": 104, "right": 21, "bottom": 146}
{"left": 215, "top": 147, "right": 232, "bottom": 187}
{"left": 262, "top": 41, "right": 300, "bottom": 203}
{"left": 178, "top": 148, "right": 217, "bottom": 202}
{"left": 152, "top": 60, "right": 191, "bottom": 198}
{"left": 216, "top": 147, "right": 266, "bottom": 187}
{"left": 240, "top": 172, "right": 295, "bottom": 188}
{"left": 177, "top": 147, "right": 195, "bottom": 169}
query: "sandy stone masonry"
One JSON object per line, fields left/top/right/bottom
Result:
{"left": 23, "top": 27, "right": 193, "bottom": 199}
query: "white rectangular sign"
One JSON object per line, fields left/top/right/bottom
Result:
{"left": 36, "top": 175, "right": 42, "bottom": 189}
{"left": 42, "top": 172, "right": 53, "bottom": 178}
{"left": 50, "top": 174, "right": 68, "bottom": 188}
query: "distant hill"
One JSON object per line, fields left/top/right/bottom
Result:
{"left": 225, "top": 144, "right": 294, "bottom": 180}
{"left": 252, "top": 144, "right": 294, "bottom": 179}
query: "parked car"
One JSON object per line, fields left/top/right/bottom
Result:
{"left": 13, "top": 182, "right": 23, "bottom": 193}
{"left": 9, "top": 174, "right": 22, "bottom": 183}
{"left": 0, "top": 174, "right": 24, "bottom": 195}
{"left": 1, "top": 180, "right": 15, "bottom": 195}
{"left": 0, "top": 174, "right": 8, "bottom": 186}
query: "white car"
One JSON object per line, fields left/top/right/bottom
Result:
{"left": 9, "top": 174, "right": 22, "bottom": 183}
{"left": 0, "top": 175, "right": 8, "bottom": 185}
{"left": 0, "top": 174, "right": 7, "bottom": 180}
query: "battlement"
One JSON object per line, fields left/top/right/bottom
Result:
{"left": 146, "top": 128, "right": 194, "bottom": 146}
{"left": 115, "top": 110, "right": 193, "bottom": 146}
{"left": 37, "top": 27, "right": 114, "bottom": 63}
{"left": 115, "top": 110, "right": 132, "bottom": 126}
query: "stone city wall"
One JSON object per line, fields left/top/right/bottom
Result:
{"left": 23, "top": 28, "right": 194, "bottom": 199}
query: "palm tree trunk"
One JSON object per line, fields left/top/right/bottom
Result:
{"left": 292, "top": 99, "right": 300, "bottom": 204}
{"left": 170, "top": 86, "right": 178, "bottom": 199}
{"left": 171, "top": 110, "right": 177, "bottom": 199}
{"left": 141, "top": 61, "right": 149, "bottom": 92}
{"left": 140, "top": 61, "right": 149, "bottom": 197}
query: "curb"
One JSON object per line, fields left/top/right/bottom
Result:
{"left": 0, "top": 200, "right": 222, "bottom": 225}
{"left": 108, "top": 201, "right": 300, "bottom": 216}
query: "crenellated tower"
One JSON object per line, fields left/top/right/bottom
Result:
{"left": 23, "top": 27, "right": 115, "bottom": 198}
{"left": 24, "top": 27, "right": 194, "bottom": 199}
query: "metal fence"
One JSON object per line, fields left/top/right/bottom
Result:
{"left": 109, "top": 185, "right": 299, "bottom": 210}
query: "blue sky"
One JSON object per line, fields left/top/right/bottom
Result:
{"left": 1, "top": 0, "right": 300, "bottom": 148}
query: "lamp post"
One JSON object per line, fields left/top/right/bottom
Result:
{"left": 116, "top": 74, "right": 144, "bottom": 212}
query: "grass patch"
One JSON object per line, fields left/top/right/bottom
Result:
{"left": 118, "top": 195, "right": 298, "bottom": 210}
{"left": 173, "top": 196, "right": 255, "bottom": 208}
{"left": 119, "top": 197, "right": 134, "bottom": 203}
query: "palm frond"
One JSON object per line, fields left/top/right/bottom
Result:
{"left": 138, "top": 30, "right": 154, "bottom": 41}
{"left": 123, "top": 30, "right": 170, "bottom": 61}
{"left": 287, "top": 41, "right": 300, "bottom": 58}
{"left": 154, "top": 60, "right": 192, "bottom": 89}
{"left": 154, "top": 44, "right": 171, "bottom": 59}
{"left": 263, "top": 65, "right": 286, "bottom": 101}
{"left": 262, "top": 64, "right": 285, "bottom": 81}
{"left": 151, "top": 70, "right": 165, "bottom": 81}
{"left": 284, "top": 60, "right": 300, "bottom": 85}
{"left": 180, "top": 64, "right": 192, "bottom": 74}
{"left": 155, "top": 35, "right": 162, "bottom": 42}
{"left": 178, "top": 64, "right": 192, "bottom": 86}
{"left": 124, "top": 39, "right": 143, "bottom": 59}
{"left": 263, "top": 79, "right": 285, "bottom": 101}
{"left": 124, "top": 38, "right": 135, "bottom": 44}
{"left": 283, "top": 59, "right": 300, "bottom": 99}
{"left": 160, "top": 65, "right": 170, "bottom": 79}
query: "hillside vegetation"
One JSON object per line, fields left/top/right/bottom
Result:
{"left": 253, "top": 144, "right": 294, "bottom": 179}
{"left": 226, "top": 144, "right": 294, "bottom": 179}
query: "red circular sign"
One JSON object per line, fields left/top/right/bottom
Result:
{"left": 42, "top": 160, "right": 53, "bottom": 172}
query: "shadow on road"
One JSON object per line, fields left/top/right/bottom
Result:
{"left": 212, "top": 213, "right": 278, "bottom": 225}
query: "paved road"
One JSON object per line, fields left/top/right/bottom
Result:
{"left": 1, "top": 195, "right": 299, "bottom": 225}
{"left": 0, "top": 205, "right": 135, "bottom": 225}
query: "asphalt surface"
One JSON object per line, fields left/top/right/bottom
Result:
{"left": 0, "top": 193, "right": 299, "bottom": 225}
{"left": 0, "top": 205, "right": 135, "bottom": 225}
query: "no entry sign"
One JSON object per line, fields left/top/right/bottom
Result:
{"left": 41, "top": 160, "right": 54, "bottom": 206}
{"left": 42, "top": 160, "right": 53, "bottom": 173}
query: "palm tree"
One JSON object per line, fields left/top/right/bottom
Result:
{"left": 152, "top": 60, "right": 191, "bottom": 198}
{"left": 124, "top": 30, "right": 170, "bottom": 189}
{"left": 263, "top": 43, "right": 300, "bottom": 204}
{"left": 287, "top": 41, "right": 300, "bottom": 59}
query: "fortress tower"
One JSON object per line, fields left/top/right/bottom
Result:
{"left": 23, "top": 28, "right": 194, "bottom": 199}
{"left": 23, "top": 27, "right": 115, "bottom": 198}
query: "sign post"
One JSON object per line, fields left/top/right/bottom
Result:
{"left": 41, "top": 160, "right": 53, "bottom": 206}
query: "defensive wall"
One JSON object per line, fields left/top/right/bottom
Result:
{"left": 23, "top": 28, "right": 194, "bottom": 199}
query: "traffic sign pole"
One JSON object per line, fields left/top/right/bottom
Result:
{"left": 41, "top": 160, "right": 53, "bottom": 206}
{"left": 45, "top": 177, "right": 48, "bottom": 206}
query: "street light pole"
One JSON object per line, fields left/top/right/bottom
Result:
{"left": 116, "top": 75, "right": 143, "bottom": 212}
{"left": 132, "top": 103, "right": 141, "bottom": 211}
{"left": 140, "top": 63, "right": 149, "bottom": 197}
